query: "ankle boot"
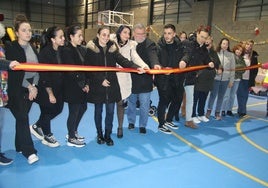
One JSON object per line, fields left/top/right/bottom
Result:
{"left": 104, "top": 129, "right": 114, "bottom": 146}
{"left": 97, "top": 129, "right": 105, "bottom": 144}
{"left": 97, "top": 134, "right": 105, "bottom": 144}
{"left": 117, "top": 128, "right": 123, "bottom": 138}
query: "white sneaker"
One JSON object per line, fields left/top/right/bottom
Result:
{"left": 192, "top": 117, "right": 201, "bottom": 124}
{"left": 28, "top": 154, "right": 39, "bottom": 164}
{"left": 198, "top": 116, "right": 210, "bottom": 122}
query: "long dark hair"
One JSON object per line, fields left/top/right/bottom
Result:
{"left": 65, "top": 25, "right": 81, "bottom": 42}
{"left": 40, "top": 26, "right": 62, "bottom": 50}
{"left": 116, "top": 25, "right": 131, "bottom": 45}
{"left": 216, "top": 38, "right": 231, "bottom": 52}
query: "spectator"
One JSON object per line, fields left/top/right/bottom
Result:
{"left": 206, "top": 38, "right": 235, "bottom": 120}
{"left": 237, "top": 40, "right": 258, "bottom": 118}
{"left": 0, "top": 23, "right": 20, "bottom": 164}
{"left": 5, "top": 14, "right": 39, "bottom": 164}
{"left": 222, "top": 43, "right": 246, "bottom": 117}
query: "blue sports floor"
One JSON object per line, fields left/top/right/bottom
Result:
{"left": 0, "top": 89, "right": 267, "bottom": 188}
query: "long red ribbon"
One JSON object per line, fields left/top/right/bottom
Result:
{"left": 13, "top": 63, "right": 209, "bottom": 75}
{"left": 13, "top": 62, "right": 267, "bottom": 74}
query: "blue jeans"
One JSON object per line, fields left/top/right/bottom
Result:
{"left": 237, "top": 79, "right": 249, "bottom": 114}
{"left": 222, "top": 80, "right": 240, "bottom": 112}
{"left": 127, "top": 92, "right": 151, "bottom": 128}
{"left": 207, "top": 80, "right": 229, "bottom": 113}
{"left": 94, "top": 103, "right": 115, "bottom": 134}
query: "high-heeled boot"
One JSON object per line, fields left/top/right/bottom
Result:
{"left": 117, "top": 128, "right": 123, "bottom": 138}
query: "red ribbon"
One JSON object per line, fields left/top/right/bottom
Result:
{"left": 13, "top": 63, "right": 210, "bottom": 75}
{"left": 13, "top": 62, "right": 267, "bottom": 74}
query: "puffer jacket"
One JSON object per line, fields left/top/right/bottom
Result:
{"left": 85, "top": 38, "right": 139, "bottom": 104}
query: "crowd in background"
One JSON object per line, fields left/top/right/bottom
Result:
{"left": 0, "top": 13, "right": 267, "bottom": 166}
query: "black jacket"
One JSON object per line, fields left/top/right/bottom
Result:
{"left": 5, "top": 41, "right": 39, "bottom": 108}
{"left": 85, "top": 38, "right": 139, "bottom": 103}
{"left": 183, "top": 37, "right": 212, "bottom": 86}
{"left": 36, "top": 45, "right": 64, "bottom": 105}
{"left": 61, "top": 43, "right": 88, "bottom": 104}
{"left": 155, "top": 36, "right": 187, "bottom": 90}
{"left": 249, "top": 50, "right": 258, "bottom": 87}
{"left": 131, "top": 38, "right": 160, "bottom": 94}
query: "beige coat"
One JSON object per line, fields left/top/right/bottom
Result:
{"left": 110, "top": 34, "right": 148, "bottom": 100}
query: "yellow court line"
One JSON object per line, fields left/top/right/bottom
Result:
{"left": 152, "top": 116, "right": 268, "bottom": 187}
{"left": 236, "top": 116, "right": 268, "bottom": 154}
{"left": 232, "top": 102, "right": 266, "bottom": 110}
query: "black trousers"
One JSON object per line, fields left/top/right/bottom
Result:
{"left": 157, "top": 81, "right": 184, "bottom": 126}
{"left": 9, "top": 97, "right": 37, "bottom": 158}
{"left": 36, "top": 101, "right": 64, "bottom": 135}
{"left": 67, "top": 103, "right": 87, "bottom": 138}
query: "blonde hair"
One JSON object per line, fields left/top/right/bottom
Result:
{"left": 0, "top": 23, "right": 5, "bottom": 39}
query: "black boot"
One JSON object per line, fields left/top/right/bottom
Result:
{"left": 104, "top": 129, "right": 114, "bottom": 146}
{"left": 97, "top": 130, "right": 105, "bottom": 144}
{"left": 117, "top": 128, "right": 123, "bottom": 138}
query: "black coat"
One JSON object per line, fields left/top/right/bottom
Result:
{"left": 85, "top": 39, "right": 139, "bottom": 103}
{"left": 131, "top": 38, "right": 160, "bottom": 94}
{"left": 194, "top": 49, "right": 219, "bottom": 92}
{"left": 36, "top": 45, "right": 64, "bottom": 105}
{"left": 5, "top": 41, "right": 39, "bottom": 108}
{"left": 249, "top": 50, "right": 258, "bottom": 87}
{"left": 61, "top": 43, "right": 88, "bottom": 104}
{"left": 183, "top": 38, "right": 212, "bottom": 86}
{"left": 155, "top": 36, "right": 187, "bottom": 90}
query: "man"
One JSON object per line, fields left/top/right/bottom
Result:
{"left": 155, "top": 24, "right": 187, "bottom": 134}
{"left": 127, "top": 23, "right": 161, "bottom": 134}
{"left": 182, "top": 26, "right": 214, "bottom": 128}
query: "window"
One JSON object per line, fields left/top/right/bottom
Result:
{"left": 235, "top": 0, "right": 268, "bottom": 21}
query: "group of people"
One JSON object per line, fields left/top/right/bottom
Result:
{"left": 0, "top": 13, "right": 265, "bottom": 165}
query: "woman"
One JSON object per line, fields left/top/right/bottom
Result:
{"left": 222, "top": 43, "right": 246, "bottom": 116}
{"left": 237, "top": 40, "right": 258, "bottom": 118}
{"left": 191, "top": 36, "right": 219, "bottom": 124}
{"left": 206, "top": 38, "right": 235, "bottom": 120}
{"left": 5, "top": 14, "right": 39, "bottom": 164}
{"left": 30, "top": 26, "right": 65, "bottom": 147}
{"left": 110, "top": 25, "right": 147, "bottom": 138}
{"left": 61, "top": 25, "right": 89, "bottom": 147}
{"left": 85, "top": 26, "right": 143, "bottom": 146}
